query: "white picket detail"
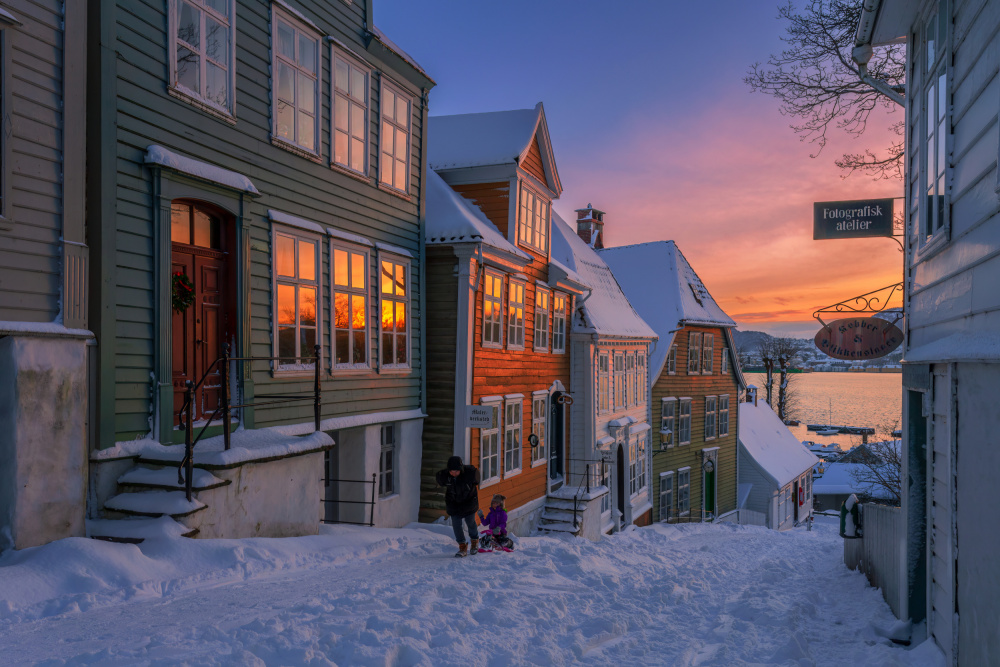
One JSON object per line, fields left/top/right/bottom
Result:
{"left": 843, "top": 503, "right": 906, "bottom": 619}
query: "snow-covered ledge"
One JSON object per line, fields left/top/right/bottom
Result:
{"left": 145, "top": 145, "right": 260, "bottom": 196}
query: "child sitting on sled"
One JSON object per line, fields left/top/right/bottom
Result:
{"left": 477, "top": 494, "right": 514, "bottom": 551}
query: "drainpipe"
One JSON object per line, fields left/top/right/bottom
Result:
{"left": 418, "top": 87, "right": 429, "bottom": 418}
{"left": 853, "top": 0, "right": 905, "bottom": 107}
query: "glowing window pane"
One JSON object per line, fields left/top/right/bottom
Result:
{"left": 277, "top": 283, "right": 296, "bottom": 325}
{"left": 298, "top": 240, "right": 315, "bottom": 281}
{"left": 351, "top": 252, "right": 365, "bottom": 289}
{"left": 334, "top": 249, "right": 349, "bottom": 286}
{"left": 276, "top": 235, "right": 295, "bottom": 277}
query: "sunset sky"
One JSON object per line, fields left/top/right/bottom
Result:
{"left": 377, "top": 0, "right": 904, "bottom": 338}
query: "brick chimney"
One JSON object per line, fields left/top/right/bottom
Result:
{"left": 575, "top": 203, "right": 606, "bottom": 249}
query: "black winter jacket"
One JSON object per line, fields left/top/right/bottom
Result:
{"left": 435, "top": 465, "right": 480, "bottom": 517}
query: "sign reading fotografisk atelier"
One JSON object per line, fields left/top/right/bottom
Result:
{"left": 813, "top": 199, "right": 894, "bottom": 240}
{"left": 814, "top": 317, "right": 904, "bottom": 360}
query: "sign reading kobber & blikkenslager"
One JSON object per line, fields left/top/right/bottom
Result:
{"left": 813, "top": 198, "right": 894, "bottom": 240}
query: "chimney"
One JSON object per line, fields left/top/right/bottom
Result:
{"left": 575, "top": 203, "right": 606, "bottom": 249}
{"left": 746, "top": 385, "right": 758, "bottom": 406}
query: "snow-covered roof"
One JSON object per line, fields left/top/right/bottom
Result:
{"left": 429, "top": 105, "right": 541, "bottom": 171}
{"left": 600, "top": 241, "right": 736, "bottom": 378}
{"left": 739, "top": 401, "right": 819, "bottom": 488}
{"left": 550, "top": 214, "right": 656, "bottom": 340}
{"left": 424, "top": 169, "right": 529, "bottom": 260}
{"left": 145, "top": 145, "right": 260, "bottom": 195}
{"left": 369, "top": 26, "right": 433, "bottom": 82}
{"left": 812, "top": 462, "right": 895, "bottom": 500}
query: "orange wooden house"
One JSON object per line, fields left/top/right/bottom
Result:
{"left": 421, "top": 104, "right": 587, "bottom": 534}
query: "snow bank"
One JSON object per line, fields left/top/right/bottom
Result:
{"left": 92, "top": 428, "right": 332, "bottom": 466}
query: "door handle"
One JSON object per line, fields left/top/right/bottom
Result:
{"left": 196, "top": 339, "right": 203, "bottom": 345}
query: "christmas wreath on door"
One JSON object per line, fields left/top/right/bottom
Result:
{"left": 172, "top": 272, "right": 196, "bottom": 313}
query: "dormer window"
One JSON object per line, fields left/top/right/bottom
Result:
{"left": 517, "top": 184, "right": 549, "bottom": 254}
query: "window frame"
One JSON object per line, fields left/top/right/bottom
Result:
{"left": 637, "top": 351, "right": 647, "bottom": 404}
{"left": 271, "top": 225, "right": 322, "bottom": 374}
{"left": 531, "top": 391, "right": 548, "bottom": 466}
{"left": 678, "top": 398, "right": 692, "bottom": 445}
{"left": 660, "top": 397, "right": 676, "bottom": 447}
{"left": 503, "top": 395, "right": 523, "bottom": 476}
{"left": 517, "top": 182, "right": 550, "bottom": 255}
{"left": 0, "top": 21, "right": 11, "bottom": 228}
{"left": 625, "top": 352, "right": 635, "bottom": 407}
{"left": 705, "top": 395, "right": 717, "bottom": 441}
{"left": 379, "top": 77, "right": 412, "bottom": 194}
{"left": 597, "top": 351, "right": 610, "bottom": 414}
{"left": 667, "top": 344, "right": 677, "bottom": 374}
{"left": 506, "top": 279, "right": 526, "bottom": 350}
{"left": 330, "top": 240, "right": 371, "bottom": 371}
{"left": 659, "top": 471, "right": 674, "bottom": 521}
{"left": 378, "top": 423, "right": 397, "bottom": 498}
{"left": 916, "top": 1, "right": 950, "bottom": 250}
{"left": 168, "top": 0, "right": 237, "bottom": 119}
{"left": 378, "top": 254, "right": 410, "bottom": 370}
{"left": 479, "top": 398, "right": 502, "bottom": 485}
{"left": 702, "top": 332, "right": 714, "bottom": 374}
{"left": 677, "top": 467, "right": 691, "bottom": 517}
{"left": 719, "top": 394, "right": 729, "bottom": 437}
{"left": 551, "top": 292, "right": 567, "bottom": 353}
{"left": 687, "top": 332, "right": 702, "bottom": 374}
{"left": 482, "top": 271, "right": 505, "bottom": 349}
{"left": 613, "top": 352, "right": 625, "bottom": 410}
{"left": 331, "top": 46, "right": 371, "bottom": 176}
{"left": 721, "top": 346, "right": 730, "bottom": 375}
{"left": 533, "top": 286, "right": 550, "bottom": 352}
{"left": 271, "top": 5, "right": 321, "bottom": 156}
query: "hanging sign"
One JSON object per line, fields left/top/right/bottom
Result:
{"left": 814, "top": 317, "right": 903, "bottom": 360}
{"left": 813, "top": 199, "right": 894, "bottom": 240}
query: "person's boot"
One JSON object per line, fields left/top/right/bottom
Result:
{"left": 470, "top": 538, "right": 479, "bottom": 555}
{"left": 454, "top": 542, "right": 468, "bottom": 558}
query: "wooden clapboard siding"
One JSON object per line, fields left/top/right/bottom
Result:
{"left": 650, "top": 325, "right": 739, "bottom": 521}
{"left": 0, "top": 0, "right": 65, "bottom": 322}
{"left": 98, "top": 0, "right": 428, "bottom": 443}
{"left": 520, "top": 135, "right": 547, "bottom": 186}
{"left": 450, "top": 182, "right": 510, "bottom": 237}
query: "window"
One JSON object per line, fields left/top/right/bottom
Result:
{"left": 721, "top": 347, "right": 730, "bottom": 375}
{"left": 660, "top": 398, "right": 676, "bottom": 447}
{"left": 625, "top": 353, "right": 635, "bottom": 407}
{"left": 273, "top": 228, "right": 319, "bottom": 368}
{"left": 659, "top": 472, "right": 674, "bottom": 521}
{"left": 629, "top": 438, "right": 638, "bottom": 496}
{"left": 483, "top": 272, "right": 504, "bottom": 347}
{"left": 597, "top": 352, "right": 609, "bottom": 413}
{"left": 380, "top": 81, "right": 410, "bottom": 192}
{"left": 531, "top": 393, "right": 547, "bottom": 465}
{"left": 637, "top": 352, "right": 647, "bottom": 404}
{"left": 636, "top": 431, "right": 647, "bottom": 492}
{"left": 480, "top": 400, "right": 501, "bottom": 483}
{"left": 705, "top": 396, "right": 717, "bottom": 440}
{"left": 702, "top": 333, "right": 714, "bottom": 374}
{"left": 517, "top": 185, "right": 550, "bottom": 254}
{"left": 719, "top": 395, "right": 729, "bottom": 437}
{"left": 534, "top": 288, "right": 550, "bottom": 351}
{"left": 552, "top": 293, "right": 567, "bottom": 353}
{"left": 272, "top": 7, "right": 320, "bottom": 153}
{"left": 806, "top": 474, "right": 812, "bottom": 500}
{"left": 920, "top": 2, "right": 949, "bottom": 242}
{"left": 379, "top": 257, "right": 409, "bottom": 368}
{"left": 600, "top": 463, "right": 612, "bottom": 514}
{"left": 331, "top": 243, "right": 369, "bottom": 369}
{"left": 504, "top": 397, "right": 522, "bottom": 474}
{"left": 507, "top": 280, "right": 525, "bottom": 349}
{"left": 688, "top": 332, "right": 701, "bottom": 374}
{"left": 677, "top": 468, "right": 691, "bottom": 516}
{"left": 378, "top": 424, "right": 396, "bottom": 497}
{"left": 678, "top": 399, "right": 691, "bottom": 445}
{"left": 170, "top": 0, "right": 235, "bottom": 115}
{"left": 613, "top": 352, "right": 625, "bottom": 409}
{"left": 667, "top": 345, "right": 677, "bottom": 374}
{"left": 332, "top": 49, "right": 369, "bottom": 174}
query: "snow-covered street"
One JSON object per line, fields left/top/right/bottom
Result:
{"left": 0, "top": 520, "right": 942, "bottom": 666}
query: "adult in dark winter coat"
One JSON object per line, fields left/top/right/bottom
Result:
{"left": 435, "top": 455, "right": 480, "bottom": 556}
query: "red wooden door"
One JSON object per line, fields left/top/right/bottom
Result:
{"left": 171, "top": 202, "right": 231, "bottom": 426}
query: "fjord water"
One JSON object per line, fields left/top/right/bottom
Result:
{"left": 748, "top": 372, "right": 902, "bottom": 447}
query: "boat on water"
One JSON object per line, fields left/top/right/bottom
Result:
{"left": 783, "top": 419, "right": 800, "bottom": 426}
{"left": 816, "top": 428, "right": 840, "bottom": 436}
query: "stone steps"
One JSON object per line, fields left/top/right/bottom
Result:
{"left": 104, "top": 490, "right": 207, "bottom": 519}
{"left": 87, "top": 516, "right": 198, "bottom": 544}
{"left": 117, "top": 466, "right": 228, "bottom": 493}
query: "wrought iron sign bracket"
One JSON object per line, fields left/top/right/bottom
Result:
{"left": 813, "top": 282, "right": 904, "bottom": 331}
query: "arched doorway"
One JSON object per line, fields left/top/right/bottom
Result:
{"left": 549, "top": 389, "right": 566, "bottom": 486}
{"left": 616, "top": 443, "right": 626, "bottom": 529}
{"left": 171, "top": 200, "right": 235, "bottom": 426}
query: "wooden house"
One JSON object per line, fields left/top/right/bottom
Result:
{"left": 0, "top": 1, "right": 88, "bottom": 551}
{"left": 422, "top": 104, "right": 585, "bottom": 535}
{"left": 856, "top": 2, "right": 1000, "bottom": 658}
{"left": 548, "top": 209, "right": 657, "bottom": 538}
{"left": 601, "top": 242, "right": 744, "bottom": 523}
{"left": 84, "top": 0, "right": 434, "bottom": 541}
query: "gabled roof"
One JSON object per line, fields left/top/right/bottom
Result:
{"left": 428, "top": 103, "right": 562, "bottom": 194}
{"left": 550, "top": 213, "right": 656, "bottom": 340}
{"left": 424, "top": 168, "right": 529, "bottom": 260}
{"left": 739, "top": 400, "right": 819, "bottom": 489}
{"left": 599, "top": 241, "right": 736, "bottom": 378}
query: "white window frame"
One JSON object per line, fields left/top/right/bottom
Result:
{"left": 600, "top": 462, "right": 612, "bottom": 514}
{"left": 721, "top": 346, "right": 730, "bottom": 375}
{"left": 271, "top": 5, "right": 321, "bottom": 155}
{"left": 916, "top": 1, "right": 950, "bottom": 249}
{"left": 480, "top": 398, "right": 501, "bottom": 484}
{"left": 677, "top": 467, "right": 691, "bottom": 516}
{"left": 660, "top": 397, "right": 676, "bottom": 447}
{"left": 659, "top": 471, "right": 674, "bottom": 521}
{"left": 531, "top": 391, "right": 547, "bottom": 466}
{"left": 272, "top": 225, "right": 321, "bottom": 373}
{"left": 379, "top": 77, "right": 411, "bottom": 193}
{"left": 551, "top": 292, "right": 567, "bottom": 353}
{"left": 331, "top": 46, "right": 370, "bottom": 175}
{"left": 482, "top": 271, "right": 504, "bottom": 348}
{"left": 168, "top": 0, "right": 236, "bottom": 118}
{"left": 378, "top": 254, "right": 410, "bottom": 370}
{"left": 503, "top": 395, "right": 523, "bottom": 476}
{"left": 719, "top": 394, "right": 729, "bottom": 437}
{"left": 378, "top": 423, "right": 396, "bottom": 498}
{"left": 688, "top": 331, "right": 702, "bottom": 374}
{"left": 613, "top": 352, "right": 625, "bottom": 409}
{"left": 330, "top": 240, "right": 370, "bottom": 371}
{"left": 705, "top": 395, "right": 717, "bottom": 440}
{"left": 667, "top": 344, "right": 677, "bottom": 374}
{"left": 507, "top": 279, "right": 525, "bottom": 349}
{"left": 637, "top": 351, "right": 647, "bottom": 404}
{"left": 533, "top": 286, "right": 550, "bottom": 352}
{"left": 637, "top": 430, "right": 647, "bottom": 493}
{"left": 517, "top": 183, "right": 550, "bottom": 254}
{"left": 625, "top": 352, "right": 635, "bottom": 407}
{"left": 702, "top": 332, "right": 714, "bottom": 374}
{"left": 597, "top": 351, "right": 610, "bottom": 414}
{"left": 629, "top": 438, "right": 639, "bottom": 497}
{"left": 678, "top": 398, "right": 692, "bottom": 445}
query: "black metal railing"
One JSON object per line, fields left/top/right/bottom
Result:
{"left": 321, "top": 473, "right": 377, "bottom": 527}
{"left": 176, "top": 344, "right": 322, "bottom": 502}
{"left": 659, "top": 509, "right": 716, "bottom": 524}
{"left": 562, "top": 459, "right": 607, "bottom": 529}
